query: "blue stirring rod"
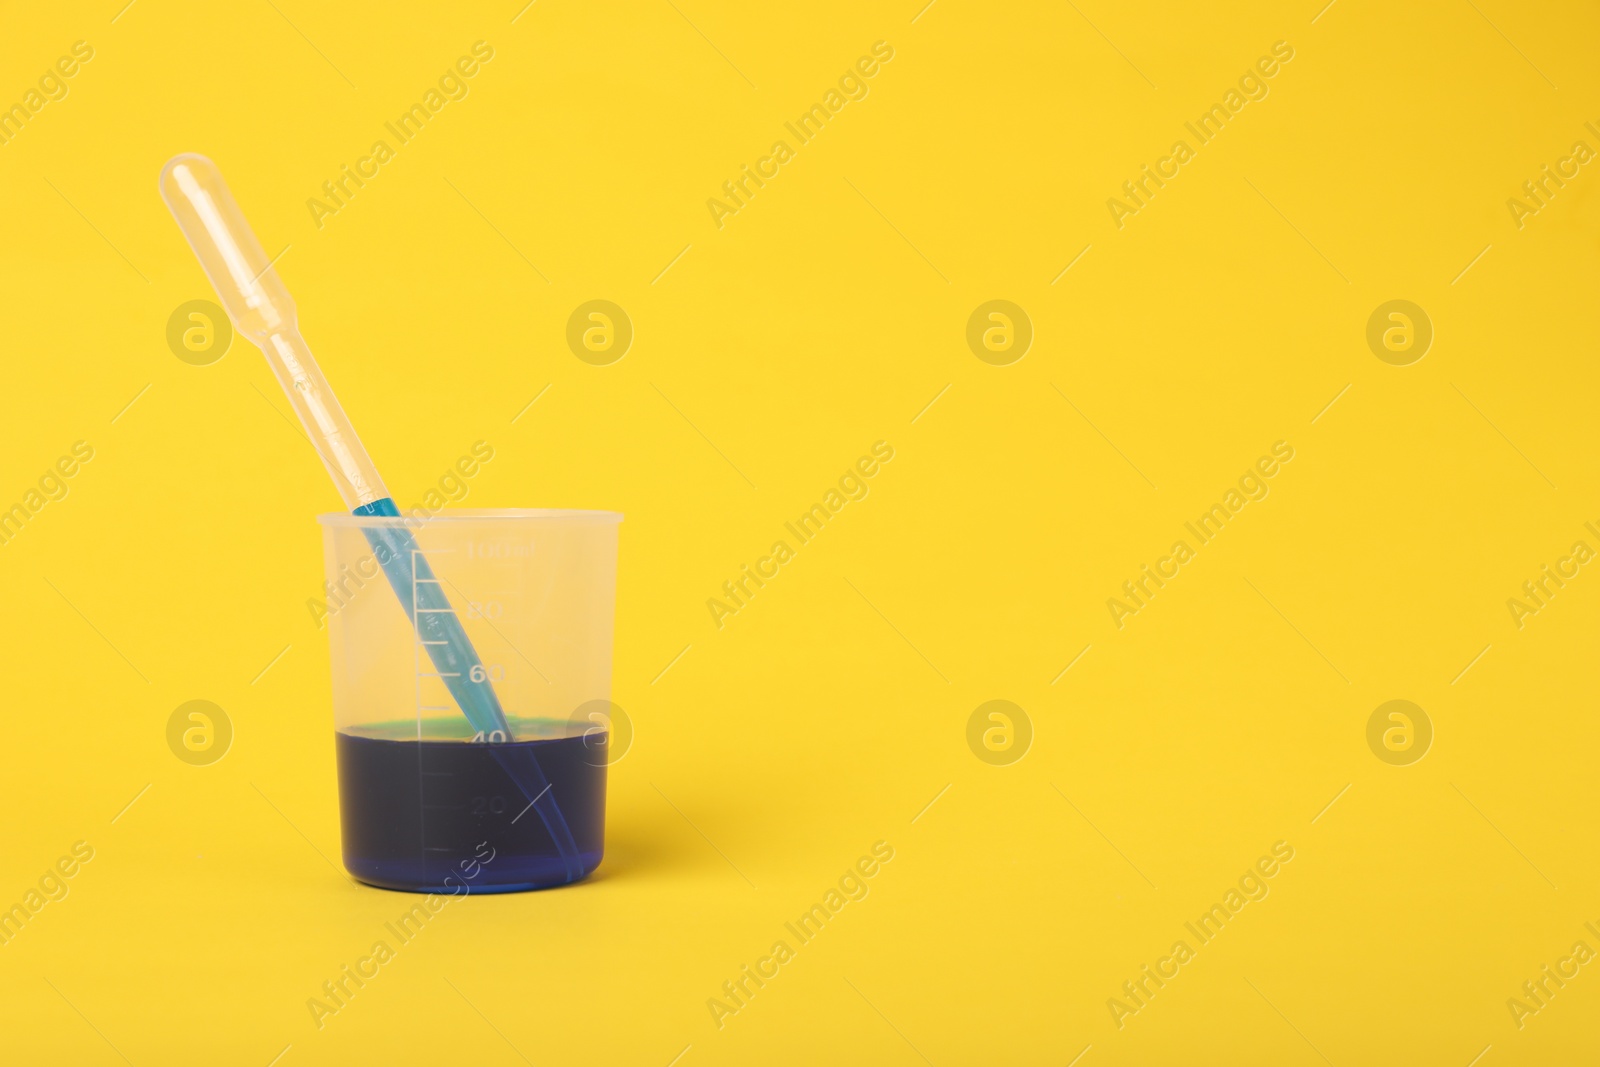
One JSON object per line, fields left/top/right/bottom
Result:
{"left": 161, "top": 154, "right": 584, "bottom": 881}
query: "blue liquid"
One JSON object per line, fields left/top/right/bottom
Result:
{"left": 350, "top": 497, "right": 583, "bottom": 880}
{"left": 335, "top": 721, "right": 606, "bottom": 893}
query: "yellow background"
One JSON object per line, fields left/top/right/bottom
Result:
{"left": 1, "top": 0, "right": 1597, "bottom": 1062}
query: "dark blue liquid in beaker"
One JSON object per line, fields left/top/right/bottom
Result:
{"left": 336, "top": 721, "right": 605, "bottom": 893}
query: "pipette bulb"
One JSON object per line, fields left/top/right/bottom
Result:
{"left": 159, "top": 153, "right": 295, "bottom": 340}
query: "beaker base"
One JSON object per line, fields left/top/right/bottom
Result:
{"left": 345, "top": 850, "right": 603, "bottom": 894}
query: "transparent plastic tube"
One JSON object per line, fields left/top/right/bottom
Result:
{"left": 160, "top": 154, "right": 584, "bottom": 883}
{"left": 159, "top": 154, "right": 386, "bottom": 509}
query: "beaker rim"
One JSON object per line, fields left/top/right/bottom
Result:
{"left": 317, "top": 507, "right": 623, "bottom": 527}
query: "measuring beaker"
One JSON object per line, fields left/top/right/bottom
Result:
{"left": 317, "top": 508, "right": 622, "bottom": 893}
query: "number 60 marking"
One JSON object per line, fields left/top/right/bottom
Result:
{"left": 469, "top": 663, "right": 504, "bottom": 683}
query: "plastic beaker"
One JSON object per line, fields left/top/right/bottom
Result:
{"left": 318, "top": 508, "right": 622, "bottom": 893}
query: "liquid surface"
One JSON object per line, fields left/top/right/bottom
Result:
{"left": 336, "top": 718, "right": 605, "bottom": 893}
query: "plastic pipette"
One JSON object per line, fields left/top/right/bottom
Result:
{"left": 159, "top": 153, "right": 583, "bottom": 880}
